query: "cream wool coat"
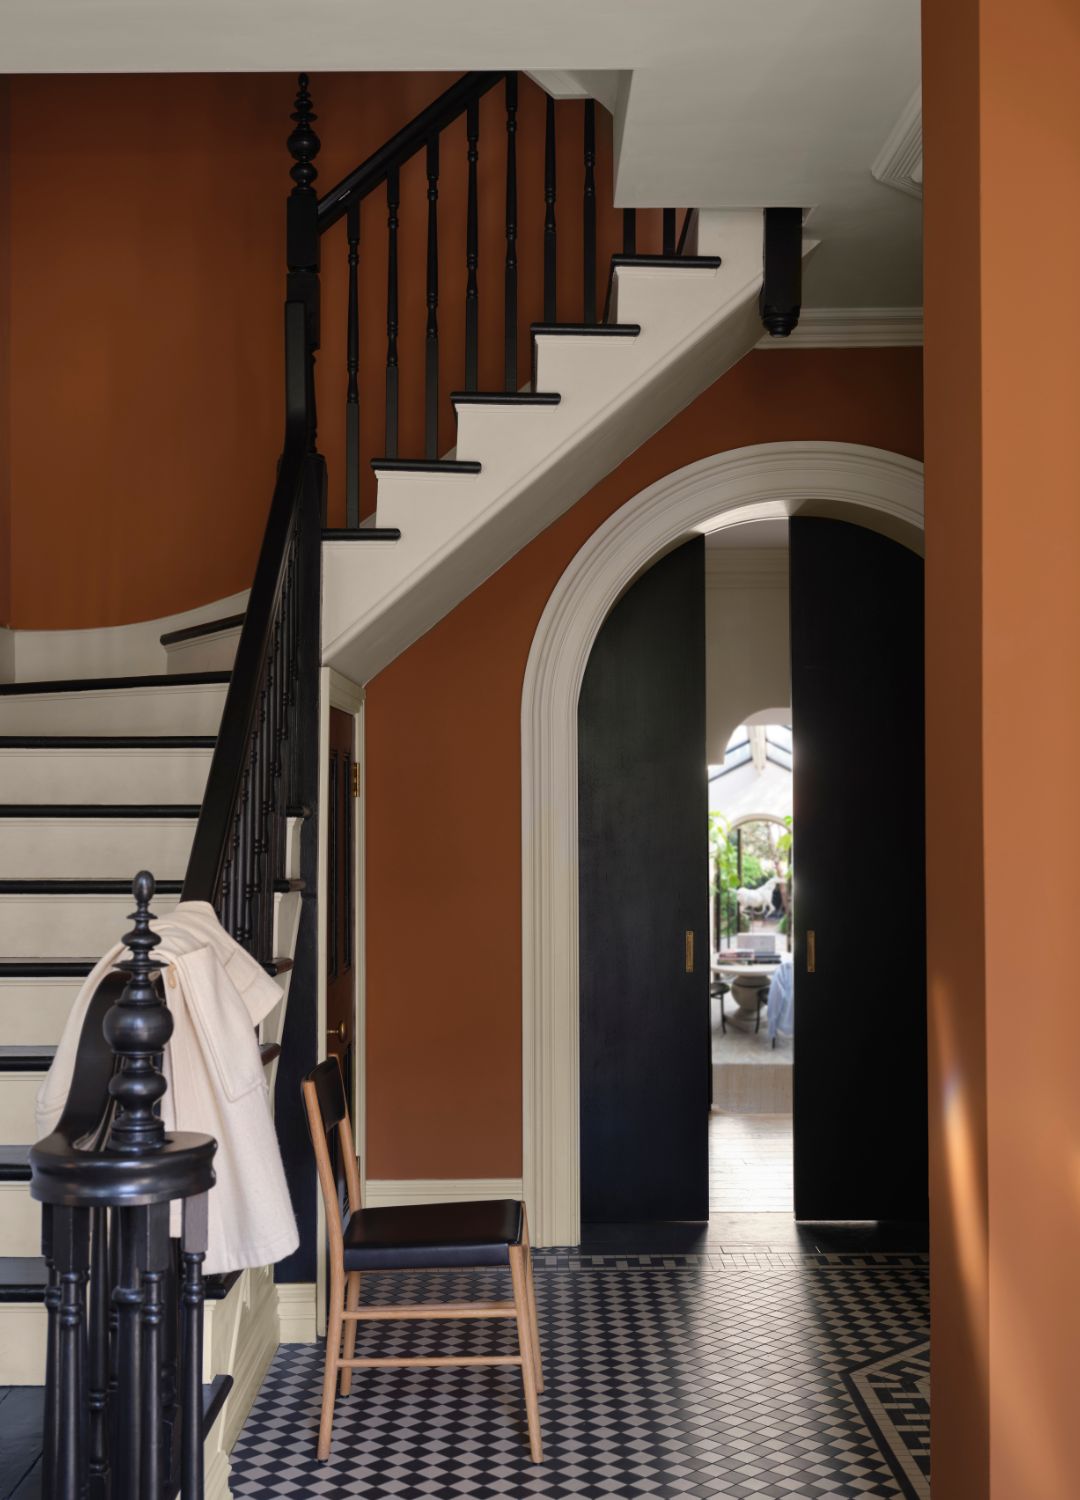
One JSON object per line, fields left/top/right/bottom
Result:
{"left": 36, "top": 901, "right": 300, "bottom": 1276}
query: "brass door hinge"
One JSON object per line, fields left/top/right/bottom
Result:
{"left": 351, "top": 761, "right": 360, "bottom": 798}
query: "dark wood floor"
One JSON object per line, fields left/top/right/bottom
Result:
{"left": 0, "top": 1387, "right": 42, "bottom": 1499}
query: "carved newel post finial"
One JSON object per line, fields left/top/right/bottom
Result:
{"left": 288, "top": 73, "right": 321, "bottom": 194}
{"left": 104, "top": 871, "right": 173, "bottom": 1154}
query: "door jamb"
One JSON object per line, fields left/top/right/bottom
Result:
{"left": 315, "top": 667, "right": 365, "bottom": 1333}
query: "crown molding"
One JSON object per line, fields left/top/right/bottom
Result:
{"left": 872, "top": 87, "right": 923, "bottom": 199}
{"left": 756, "top": 307, "right": 923, "bottom": 349}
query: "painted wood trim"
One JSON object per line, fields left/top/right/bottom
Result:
{"left": 520, "top": 442, "right": 925, "bottom": 1246}
{"left": 277, "top": 1281, "right": 319, "bottom": 1344}
{"left": 364, "top": 1178, "right": 524, "bottom": 1208}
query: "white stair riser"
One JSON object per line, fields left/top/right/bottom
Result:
{"left": 0, "top": 819, "right": 196, "bottom": 880}
{"left": 0, "top": 1304, "right": 45, "bottom": 1383}
{"left": 0, "top": 747, "right": 214, "bottom": 804}
{"left": 0, "top": 683, "right": 228, "bottom": 737}
{"left": 0, "top": 894, "right": 181, "bottom": 957}
{"left": 0, "top": 1181, "right": 40, "bottom": 1256}
{"left": 0, "top": 978, "right": 83, "bottom": 1045}
{"left": 0, "top": 1072, "right": 45, "bottom": 1143}
{"left": 165, "top": 629, "right": 242, "bottom": 676}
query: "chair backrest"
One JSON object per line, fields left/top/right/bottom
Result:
{"left": 302, "top": 1056, "right": 363, "bottom": 1262}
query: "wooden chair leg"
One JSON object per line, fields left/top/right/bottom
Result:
{"left": 509, "top": 1245, "right": 543, "bottom": 1463}
{"left": 522, "top": 1213, "right": 544, "bottom": 1394}
{"left": 340, "top": 1271, "right": 362, "bottom": 1396}
{"left": 318, "top": 1275, "right": 344, "bottom": 1461}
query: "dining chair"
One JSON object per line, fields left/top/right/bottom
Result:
{"left": 302, "top": 1057, "right": 544, "bottom": 1463}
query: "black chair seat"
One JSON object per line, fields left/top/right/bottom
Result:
{"left": 343, "top": 1198, "right": 523, "bottom": 1272}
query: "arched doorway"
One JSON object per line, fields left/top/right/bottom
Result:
{"left": 520, "top": 441, "right": 924, "bottom": 1246}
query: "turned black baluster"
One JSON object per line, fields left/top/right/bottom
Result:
{"left": 181, "top": 1195, "right": 209, "bottom": 1500}
{"left": 465, "top": 99, "right": 480, "bottom": 391}
{"left": 544, "top": 96, "right": 557, "bottom": 322}
{"left": 583, "top": 100, "right": 597, "bottom": 324}
{"left": 287, "top": 74, "right": 322, "bottom": 450}
{"left": 53, "top": 1205, "right": 91, "bottom": 1500}
{"left": 112, "top": 1210, "right": 142, "bottom": 1499}
{"left": 41, "top": 1207, "right": 62, "bottom": 1500}
{"left": 623, "top": 207, "right": 637, "bottom": 256}
{"left": 345, "top": 202, "right": 360, "bottom": 527}
{"left": 425, "top": 136, "right": 440, "bottom": 458}
{"left": 138, "top": 1203, "right": 171, "bottom": 1500}
{"left": 385, "top": 168, "right": 400, "bottom": 457}
{"left": 504, "top": 74, "right": 518, "bottom": 390}
{"left": 87, "top": 1207, "right": 110, "bottom": 1495}
{"left": 663, "top": 208, "right": 677, "bottom": 257}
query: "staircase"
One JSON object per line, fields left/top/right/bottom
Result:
{"left": 0, "top": 69, "right": 805, "bottom": 1499}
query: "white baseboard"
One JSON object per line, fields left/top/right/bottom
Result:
{"left": 364, "top": 1178, "right": 524, "bottom": 1208}
{"left": 277, "top": 1281, "right": 318, "bottom": 1343}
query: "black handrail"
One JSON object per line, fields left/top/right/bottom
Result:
{"left": 316, "top": 71, "right": 503, "bottom": 232}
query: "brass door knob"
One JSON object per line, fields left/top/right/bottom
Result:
{"left": 327, "top": 1020, "right": 347, "bottom": 1043}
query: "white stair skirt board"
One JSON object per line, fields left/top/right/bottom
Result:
{"left": 0, "top": 681, "right": 229, "bottom": 737}
{"left": 0, "top": 1073, "right": 47, "bottom": 1143}
{"left": 0, "top": 1182, "right": 40, "bottom": 1257}
{"left": 0, "top": 816, "right": 196, "bottom": 880}
{"left": 364, "top": 1179, "right": 524, "bottom": 1208}
{"left": 0, "top": 1302, "right": 47, "bottom": 1383}
{"left": 0, "top": 892, "right": 181, "bottom": 958}
{"left": 0, "top": 744, "right": 215, "bottom": 804}
{"left": 164, "top": 622, "right": 244, "bottom": 676}
{"left": 3, "top": 591, "right": 248, "bottom": 684}
{"left": 0, "top": 976, "right": 84, "bottom": 1046}
{"left": 323, "top": 211, "right": 815, "bottom": 683}
{"left": 277, "top": 1282, "right": 318, "bottom": 1344}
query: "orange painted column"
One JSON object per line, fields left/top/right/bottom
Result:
{"left": 924, "top": 2, "right": 1080, "bottom": 1496}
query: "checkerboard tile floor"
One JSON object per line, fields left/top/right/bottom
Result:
{"left": 231, "top": 1251, "right": 929, "bottom": 1499}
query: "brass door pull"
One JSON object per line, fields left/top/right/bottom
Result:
{"left": 685, "top": 929, "right": 695, "bottom": 973}
{"left": 807, "top": 930, "right": 816, "bottom": 973}
{"left": 327, "top": 1020, "right": 347, "bottom": 1043}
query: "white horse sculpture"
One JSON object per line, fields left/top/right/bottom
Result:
{"left": 736, "top": 876, "right": 779, "bottom": 918}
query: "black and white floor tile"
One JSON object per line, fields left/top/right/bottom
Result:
{"left": 231, "top": 1250, "right": 930, "bottom": 1499}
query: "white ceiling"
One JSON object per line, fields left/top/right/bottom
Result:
{"left": 0, "top": 0, "right": 922, "bottom": 308}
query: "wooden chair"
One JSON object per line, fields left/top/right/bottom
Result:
{"left": 302, "top": 1058, "right": 543, "bottom": 1463}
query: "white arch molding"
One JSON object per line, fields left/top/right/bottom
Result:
{"left": 520, "top": 441, "right": 924, "bottom": 1246}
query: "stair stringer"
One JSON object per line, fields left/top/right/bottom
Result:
{"left": 323, "top": 211, "right": 808, "bottom": 684}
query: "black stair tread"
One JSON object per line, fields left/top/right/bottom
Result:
{"left": 0, "top": 1257, "right": 241, "bottom": 1304}
{"left": 0, "top": 735, "right": 217, "bottom": 750}
{"left": 610, "top": 253, "right": 722, "bottom": 269}
{"left": 0, "top": 1046, "right": 56, "bottom": 1072}
{"left": 0, "top": 960, "right": 97, "bottom": 978}
{"left": 322, "top": 528, "right": 402, "bottom": 541}
{"left": 0, "top": 879, "right": 184, "bottom": 895}
{"left": 0, "top": 1146, "right": 30, "bottom": 1181}
{"left": 450, "top": 390, "right": 561, "bottom": 406}
{"left": 0, "top": 956, "right": 289, "bottom": 979}
{"left": 0, "top": 805, "right": 200, "bottom": 819}
{"left": 531, "top": 321, "right": 641, "bottom": 336}
{"left": 370, "top": 458, "right": 481, "bottom": 474}
{"left": 0, "top": 672, "right": 230, "bottom": 698}
{"left": 159, "top": 613, "right": 246, "bottom": 648}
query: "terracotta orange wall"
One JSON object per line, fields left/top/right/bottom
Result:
{"left": 925, "top": 2, "right": 1080, "bottom": 1497}
{"left": 364, "top": 347, "right": 923, "bottom": 1180}
{"left": 1, "top": 73, "right": 643, "bottom": 630}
